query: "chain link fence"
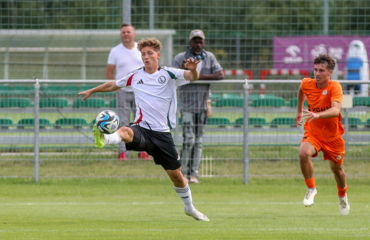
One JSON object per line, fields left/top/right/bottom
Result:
{"left": 0, "top": 80, "right": 369, "bottom": 180}
{"left": 1, "top": 1, "right": 370, "bottom": 81}
{"left": 1, "top": 1, "right": 369, "bottom": 179}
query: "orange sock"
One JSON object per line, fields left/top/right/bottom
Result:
{"left": 304, "top": 177, "right": 316, "bottom": 189}
{"left": 337, "top": 185, "right": 348, "bottom": 197}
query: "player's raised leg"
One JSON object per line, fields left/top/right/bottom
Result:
{"left": 93, "top": 125, "right": 106, "bottom": 149}
{"left": 93, "top": 126, "right": 134, "bottom": 149}
{"left": 299, "top": 141, "right": 317, "bottom": 207}
{"left": 167, "top": 168, "right": 209, "bottom": 221}
{"left": 329, "top": 161, "right": 350, "bottom": 215}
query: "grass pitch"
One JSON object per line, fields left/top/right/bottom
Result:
{"left": 0, "top": 178, "right": 369, "bottom": 240}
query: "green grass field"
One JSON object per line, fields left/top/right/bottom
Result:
{"left": 1, "top": 178, "right": 369, "bottom": 240}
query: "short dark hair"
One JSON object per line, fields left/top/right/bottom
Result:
{"left": 314, "top": 54, "right": 336, "bottom": 71}
{"left": 121, "top": 23, "right": 135, "bottom": 30}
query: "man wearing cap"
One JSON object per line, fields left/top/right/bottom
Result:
{"left": 171, "top": 29, "right": 224, "bottom": 184}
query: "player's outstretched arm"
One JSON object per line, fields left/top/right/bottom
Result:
{"left": 78, "top": 81, "right": 120, "bottom": 101}
{"left": 184, "top": 58, "right": 201, "bottom": 81}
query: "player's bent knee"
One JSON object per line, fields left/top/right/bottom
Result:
{"left": 117, "top": 126, "right": 134, "bottom": 143}
{"left": 167, "top": 168, "right": 187, "bottom": 185}
{"left": 299, "top": 150, "right": 312, "bottom": 161}
{"left": 183, "top": 139, "right": 195, "bottom": 149}
{"left": 194, "top": 138, "right": 203, "bottom": 148}
{"left": 330, "top": 164, "right": 344, "bottom": 173}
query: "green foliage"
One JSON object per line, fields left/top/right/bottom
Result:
{"left": 1, "top": 1, "right": 369, "bottom": 34}
{"left": 1, "top": 0, "right": 370, "bottom": 77}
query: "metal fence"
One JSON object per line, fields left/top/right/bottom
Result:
{"left": 1, "top": 79, "right": 369, "bottom": 181}
{"left": 1, "top": 0, "right": 370, "bottom": 80}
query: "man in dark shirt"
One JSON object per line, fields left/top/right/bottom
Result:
{"left": 171, "top": 29, "right": 224, "bottom": 183}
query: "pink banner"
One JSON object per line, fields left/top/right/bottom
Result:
{"left": 273, "top": 36, "right": 370, "bottom": 70}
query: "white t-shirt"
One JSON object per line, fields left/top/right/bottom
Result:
{"left": 116, "top": 66, "right": 189, "bottom": 132}
{"left": 107, "top": 42, "right": 143, "bottom": 91}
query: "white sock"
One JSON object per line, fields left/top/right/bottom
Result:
{"left": 104, "top": 132, "right": 121, "bottom": 145}
{"left": 174, "top": 184, "right": 196, "bottom": 213}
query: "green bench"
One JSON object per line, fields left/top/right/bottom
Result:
{"left": 39, "top": 98, "right": 68, "bottom": 108}
{"left": 0, "top": 118, "right": 13, "bottom": 129}
{"left": 341, "top": 117, "right": 362, "bottom": 129}
{"left": 270, "top": 117, "right": 296, "bottom": 128}
{"left": 365, "top": 119, "right": 370, "bottom": 129}
{"left": 0, "top": 98, "right": 31, "bottom": 108}
{"left": 17, "top": 118, "right": 51, "bottom": 129}
{"left": 207, "top": 117, "right": 231, "bottom": 127}
{"left": 289, "top": 97, "right": 308, "bottom": 107}
{"left": 72, "top": 98, "right": 105, "bottom": 108}
{"left": 109, "top": 99, "right": 117, "bottom": 108}
{"left": 234, "top": 117, "right": 267, "bottom": 128}
{"left": 253, "top": 96, "right": 286, "bottom": 107}
{"left": 55, "top": 118, "right": 88, "bottom": 129}
{"left": 353, "top": 96, "right": 370, "bottom": 107}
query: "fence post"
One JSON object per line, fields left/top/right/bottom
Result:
{"left": 344, "top": 108, "right": 349, "bottom": 151}
{"left": 123, "top": 0, "right": 131, "bottom": 23}
{"left": 243, "top": 80, "right": 249, "bottom": 184}
{"left": 174, "top": 101, "right": 180, "bottom": 151}
{"left": 34, "top": 78, "right": 40, "bottom": 183}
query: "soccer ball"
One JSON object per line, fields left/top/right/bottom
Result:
{"left": 95, "top": 110, "right": 120, "bottom": 134}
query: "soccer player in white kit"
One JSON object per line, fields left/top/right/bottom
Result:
{"left": 106, "top": 23, "right": 149, "bottom": 161}
{"left": 79, "top": 38, "right": 209, "bottom": 221}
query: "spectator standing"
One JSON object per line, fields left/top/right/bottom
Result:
{"left": 171, "top": 29, "right": 224, "bottom": 183}
{"left": 106, "top": 23, "right": 150, "bottom": 160}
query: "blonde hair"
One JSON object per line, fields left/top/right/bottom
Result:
{"left": 137, "top": 38, "right": 162, "bottom": 52}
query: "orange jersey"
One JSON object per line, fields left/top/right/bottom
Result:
{"left": 300, "top": 78, "right": 345, "bottom": 142}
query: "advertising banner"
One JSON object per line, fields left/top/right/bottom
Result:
{"left": 273, "top": 36, "right": 370, "bottom": 71}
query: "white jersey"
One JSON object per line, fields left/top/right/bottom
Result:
{"left": 107, "top": 42, "right": 143, "bottom": 91}
{"left": 116, "top": 66, "right": 189, "bottom": 132}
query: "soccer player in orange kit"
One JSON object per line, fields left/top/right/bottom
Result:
{"left": 295, "top": 54, "right": 350, "bottom": 215}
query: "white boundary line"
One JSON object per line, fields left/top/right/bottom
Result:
{"left": 0, "top": 201, "right": 339, "bottom": 205}
{"left": 0, "top": 227, "right": 369, "bottom": 233}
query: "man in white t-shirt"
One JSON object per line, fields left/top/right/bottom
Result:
{"left": 106, "top": 23, "right": 149, "bottom": 161}
{"left": 79, "top": 38, "right": 209, "bottom": 222}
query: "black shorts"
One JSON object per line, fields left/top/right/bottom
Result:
{"left": 125, "top": 125, "right": 181, "bottom": 170}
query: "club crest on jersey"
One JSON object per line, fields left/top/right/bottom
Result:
{"left": 158, "top": 76, "right": 166, "bottom": 84}
{"left": 336, "top": 155, "right": 341, "bottom": 160}
{"left": 323, "top": 90, "right": 327, "bottom": 95}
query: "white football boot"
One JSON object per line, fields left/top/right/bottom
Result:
{"left": 184, "top": 208, "right": 210, "bottom": 221}
{"left": 338, "top": 194, "right": 350, "bottom": 215}
{"left": 303, "top": 188, "right": 317, "bottom": 207}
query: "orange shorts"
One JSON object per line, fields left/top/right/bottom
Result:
{"left": 301, "top": 133, "right": 345, "bottom": 165}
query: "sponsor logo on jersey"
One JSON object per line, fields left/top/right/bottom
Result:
{"left": 323, "top": 89, "right": 327, "bottom": 95}
{"left": 137, "top": 79, "right": 144, "bottom": 84}
{"left": 158, "top": 76, "right": 166, "bottom": 84}
{"left": 308, "top": 106, "right": 330, "bottom": 113}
